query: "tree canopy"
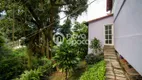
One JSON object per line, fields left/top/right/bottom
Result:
{"left": 0, "top": 0, "right": 88, "bottom": 68}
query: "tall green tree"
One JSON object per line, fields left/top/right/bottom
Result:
{"left": 72, "top": 22, "right": 88, "bottom": 59}
{"left": 59, "top": 18, "right": 72, "bottom": 36}
{"left": 0, "top": 0, "right": 88, "bottom": 67}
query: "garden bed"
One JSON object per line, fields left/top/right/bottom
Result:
{"left": 79, "top": 60, "right": 105, "bottom": 80}
{"left": 49, "top": 60, "right": 105, "bottom": 80}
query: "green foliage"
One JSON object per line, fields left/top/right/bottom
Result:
{"left": 16, "top": 70, "right": 40, "bottom": 80}
{"left": 71, "top": 22, "right": 88, "bottom": 60}
{"left": 79, "top": 61, "right": 105, "bottom": 80}
{"left": 0, "top": 0, "right": 88, "bottom": 60}
{"left": 0, "top": 32, "right": 10, "bottom": 58}
{"left": 53, "top": 39, "right": 80, "bottom": 79}
{"left": 0, "top": 47, "right": 53, "bottom": 80}
{"left": 0, "top": 32, "right": 5, "bottom": 46}
{"left": 59, "top": 19, "right": 72, "bottom": 36}
{"left": 85, "top": 53, "right": 104, "bottom": 65}
{"left": 12, "top": 47, "right": 27, "bottom": 57}
{"left": 15, "top": 58, "right": 53, "bottom": 80}
{"left": 0, "top": 46, "right": 12, "bottom": 59}
{"left": 0, "top": 55, "right": 27, "bottom": 80}
{"left": 90, "top": 38, "right": 102, "bottom": 54}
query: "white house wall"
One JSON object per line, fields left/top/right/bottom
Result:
{"left": 88, "top": 16, "right": 113, "bottom": 54}
{"left": 114, "top": 0, "right": 142, "bottom": 75}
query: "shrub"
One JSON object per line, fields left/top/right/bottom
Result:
{"left": 15, "top": 58, "right": 53, "bottom": 80}
{"left": 85, "top": 53, "right": 103, "bottom": 65}
{"left": 53, "top": 39, "right": 80, "bottom": 80}
{"left": 0, "top": 48, "right": 53, "bottom": 80}
{"left": 0, "top": 56, "right": 27, "bottom": 80}
{"left": 0, "top": 38, "right": 28, "bottom": 80}
{"left": 79, "top": 60, "right": 105, "bottom": 80}
{"left": 12, "top": 47, "right": 27, "bottom": 57}
{"left": 0, "top": 32, "right": 5, "bottom": 46}
{"left": 0, "top": 46, "right": 12, "bottom": 59}
{"left": 90, "top": 38, "right": 102, "bottom": 54}
{"left": 72, "top": 22, "right": 88, "bottom": 60}
{"left": 15, "top": 70, "right": 41, "bottom": 80}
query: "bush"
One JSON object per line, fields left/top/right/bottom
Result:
{"left": 79, "top": 60, "right": 105, "bottom": 80}
{"left": 12, "top": 47, "right": 27, "bottom": 57}
{"left": 85, "top": 53, "right": 103, "bottom": 65}
{"left": 15, "top": 58, "right": 53, "bottom": 80}
{"left": 15, "top": 70, "right": 41, "bottom": 80}
{"left": 0, "top": 56, "right": 27, "bottom": 80}
{"left": 90, "top": 38, "right": 102, "bottom": 54}
{"left": 53, "top": 39, "right": 80, "bottom": 80}
{"left": 0, "top": 32, "right": 5, "bottom": 46}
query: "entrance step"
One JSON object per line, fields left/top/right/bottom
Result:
{"left": 104, "top": 45, "right": 114, "bottom": 49}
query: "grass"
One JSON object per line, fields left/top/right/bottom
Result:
{"left": 79, "top": 60, "right": 105, "bottom": 80}
{"left": 49, "top": 60, "right": 105, "bottom": 80}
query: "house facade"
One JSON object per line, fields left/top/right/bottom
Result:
{"left": 88, "top": 0, "right": 142, "bottom": 76}
{"left": 113, "top": 0, "right": 142, "bottom": 75}
{"left": 88, "top": 14, "right": 113, "bottom": 54}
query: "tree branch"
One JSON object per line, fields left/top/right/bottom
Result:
{"left": 21, "top": 0, "right": 43, "bottom": 29}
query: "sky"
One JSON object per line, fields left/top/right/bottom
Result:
{"left": 60, "top": 0, "right": 107, "bottom": 24}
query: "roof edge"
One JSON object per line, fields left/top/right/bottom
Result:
{"left": 87, "top": 14, "right": 113, "bottom": 23}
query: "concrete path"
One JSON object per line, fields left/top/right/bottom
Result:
{"left": 104, "top": 46, "right": 127, "bottom": 80}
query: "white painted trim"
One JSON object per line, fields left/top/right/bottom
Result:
{"left": 112, "top": 24, "right": 114, "bottom": 45}
{"left": 104, "top": 24, "right": 114, "bottom": 45}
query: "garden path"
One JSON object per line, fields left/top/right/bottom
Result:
{"left": 104, "top": 46, "right": 128, "bottom": 80}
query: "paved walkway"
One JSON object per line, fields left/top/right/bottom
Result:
{"left": 104, "top": 47, "right": 127, "bottom": 80}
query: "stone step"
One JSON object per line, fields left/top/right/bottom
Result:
{"left": 104, "top": 49, "right": 115, "bottom": 52}
{"left": 104, "top": 48, "right": 115, "bottom": 50}
{"left": 104, "top": 46, "right": 128, "bottom": 80}
{"left": 104, "top": 45, "right": 114, "bottom": 48}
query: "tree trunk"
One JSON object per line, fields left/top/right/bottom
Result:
{"left": 49, "top": 30, "right": 53, "bottom": 59}
{"left": 48, "top": 1, "right": 55, "bottom": 59}
{"left": 46, "top": 38, "right": 50, "bottom": 58}
{"left": 43, "top": 29, "right": 50, "bottom": 59}
{"left": 65, "top": 68, "right": 68, "bottom": 80}
{"left": 41, "top": 32, "right": 45, "bottom": 56}
{"left": 27, "top": 45, "right": 32, "bottom": 69}
{"left": 12, "top": 8, "right": 15, "bottom": 46}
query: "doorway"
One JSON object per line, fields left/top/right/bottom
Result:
{"left": 104, "top": 24, "right": 114, "bottom": 45}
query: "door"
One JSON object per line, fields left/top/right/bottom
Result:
{"left": 104, "top": 24, "right": 114, "bottom": 45}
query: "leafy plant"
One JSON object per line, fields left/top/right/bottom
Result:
{"left": 15, "top": 58, "right": 53, "bottom": 80}
{"left": 90, "top": 38, "right": 102, "bottom": 54}
{"left": 16, "top": 70, "right": 41, "bottom": 80}
{"left": 79, "top": 60, "right": 105, "bottom": 80}
{"left": 0, "top": 56, "right": 27, "bottom": 80}
{"left": 85, "top": 53, "right": 103, "bottom": 65}
{"left": 0, "top": 32, "right": 5, "bottom": 46}
{"left": 12, "top": 47, "right": 27, "bottom": 57}
{"left": 72, "top": 22, "right": 88, "bottom": 60}
{"left": 53, "top": 39, "right": 80, "bottom": 80}
{"left": 0, "top": 32, "right": 12, "bottom": 58}
{"left": 0, "top": 47, "right": 53, "bottom": 80}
